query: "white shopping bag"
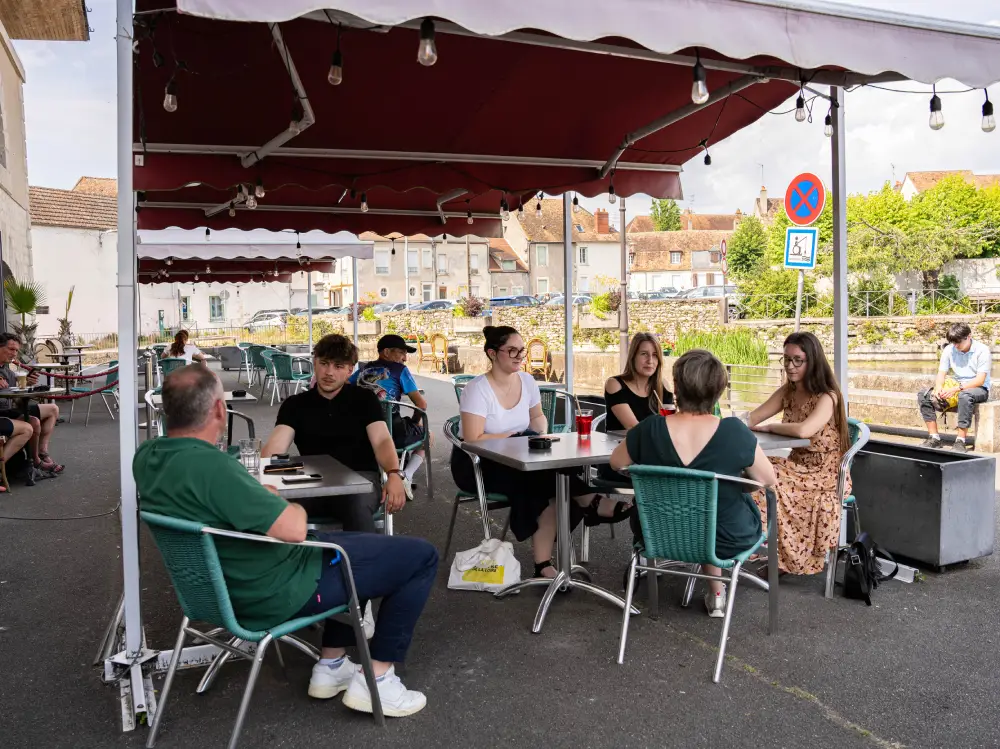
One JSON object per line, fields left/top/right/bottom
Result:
{"left": 447, "top": 538, "right": 521, "bottom": 593}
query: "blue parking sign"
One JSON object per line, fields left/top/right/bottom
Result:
{"left": 784, "top": 227, "right": 818, "bottom": 269}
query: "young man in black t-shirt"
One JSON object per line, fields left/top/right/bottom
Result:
{"left": 262, "top": 334, "right": 407, "bottom": 532}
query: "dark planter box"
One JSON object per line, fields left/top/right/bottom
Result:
{"left": 851, "top": 440, "right": 996, "bottom": 568}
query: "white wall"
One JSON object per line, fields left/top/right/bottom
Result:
{"left": 895, "top": 258, "right": 1000, "bottom": 293}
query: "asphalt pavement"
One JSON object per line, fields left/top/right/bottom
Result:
{"left": 1, "top": 363, "right": 997, "bottom": 748}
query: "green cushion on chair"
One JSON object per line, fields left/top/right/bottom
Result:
{"left": 456, "top": 490, "right": 509, "bottom": 503}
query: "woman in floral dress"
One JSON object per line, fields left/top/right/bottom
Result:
{"left": 749, "top": 332, "right": 851, "bottom": 575}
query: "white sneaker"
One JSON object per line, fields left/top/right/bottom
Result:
{"left": 307, "top": 657, "right": 357, "bottom": 699}
{"left": 401, "top": 476, "right": 414, "bottom": 501}
{"left": 342, "top": 665, "right": 427, "bottom": 717}
{"left": 362, "top": 601, "right": 375, "bottom": 640}
{"left": 704, "top": 587, "right": 727, "bottom": 619}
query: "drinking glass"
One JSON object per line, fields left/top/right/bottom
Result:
{"left": 575, "top": 409, "right": 594, "bottom": 440}
{"left": 240, "top": 438, "right": 262, "bottom": 472}
{"left": 659, "top": 403, "right": 676, "bottom": 417}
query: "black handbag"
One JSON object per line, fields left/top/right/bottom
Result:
{"left": 843, "top": 531, "right": 898, "bottom": 605}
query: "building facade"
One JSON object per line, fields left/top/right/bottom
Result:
{"left": 628, "top": 230, "right": 731, "bottom": 293}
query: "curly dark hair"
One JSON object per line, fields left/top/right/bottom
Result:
{"left": 312, "top": 334, "right": 359, "bottom": 366}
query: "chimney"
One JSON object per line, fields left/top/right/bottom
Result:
{"left": 595, "top": 208, "right": 609, "bottom": 234}
{"left": 733, "top": 208, "right": 742, "bottom": 229}
{"left": 758, "top": 186, "right": 767, "bottom": 214}
{"left": 682, "top": 207, "right": 693, "bottom": 231}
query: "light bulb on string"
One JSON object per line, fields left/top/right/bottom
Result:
{"left": 246, "top": 195, "right": 258, "bottom": 209}
{"left": 982, "top": 91, "right": 996, "bottom": 133}
{"left": 289, "top": 100, "right": 305, "bottom": 135}
{"left": 500, "top": 197, "right": 510, "bottom": 222}
{"left": 205, "top": 227, "right": 211, "bottom": 241}
{"left": 165, "top": 257, "right": 173, "bottom": 266}
{"left": 516, "top": 203, "right": 524, "bottom": 221}
{"left": 360, "top": 193, "right": 369, "bottom": 212}
{"left": 205, "top": 265, "right": 211, "bottom": 274}
{"left": 572, "top": 195, "right": 579, "bottom": 214}
{"left": 608, "top": 181, "right": 617, "bottom": 205}
{"left": 535, "top": 201, "right": 542, "bottom": 218}
{"left": 163, "top": 79, "right": 178, "bottom": 112}
{"left": 794, "top": 90, "right": 807, "bottom": 123}
{"left": 704, "top": 151, "right": 712, "bottom": 166}
{"left": 824, "top": 112, "right": 834, "bottom": 138}
{"left": 929, "top": 85, "right": 945, "bottom": 130}
{"left": 228, "top": 201, "right": 236, "bottom": 217}
{"left": 255, "top": 178, "right": 265, "bottom": 199}
{"left": 418, "top": 18, "right": 438, "bottom": 66}
{"left": 467, "top": 209, "right": 473, "bottom": 225}
{"left": 691, "top": 51, "right": 709, "bottom": 105}
{"left": 194, "top": 274, "right": 199, "bottom": 282}
{"left": 328, "top": 26, "right": 344, "bottom": 85}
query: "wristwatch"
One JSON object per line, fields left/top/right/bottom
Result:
{"left": 385, "top": 469, "right": 405, "bottom": 479}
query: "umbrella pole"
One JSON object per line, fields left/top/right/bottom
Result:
{"left": 563, "top": 193, "right": 574, "bottom": 393}
{"left": 619, "top": 197, "right": 629, "bottom": 370}
{"left": 307, "top": 271, "right": 313, "bottom": 350}
{"left": 830, "top": 86, "right": 848, "bottom": 402}
{"left": 352, "top": 256, "right": 359, "bottom": 348}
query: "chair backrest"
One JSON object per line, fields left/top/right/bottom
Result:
{"left": 627, "top": 464, "right": 732, "bottom": 568}
{"left": 538, "top": 384, "right": 573, "bottom": 432}
{"left": 140, "top": 511, "right": 261, "bottom": 641}
{"left": 106, "top": 360, "right": 119, "bottom": 388}
{"left": 525, "top": 337, "right": 548, "bottom": 371}
{"left": 237, "top": 342, "right": 253, "bottom": 349}
{"left": 452, "top": 374, "right": 475, "bottom": 402}
{"left": 249, "top": 345, "right": 268, "bottom": 368}
{"left": 159, "top": 357, "right": 187, "bottom": 377}
{"left": 271, "top": 352, "right": 294, "bottom": 380}
{"left": 443, "top": 415, "right": 463, "bottom": 449}
{"left": 838, "top": 418, "right": 871, "bottom": 499}
{"left": 431, "top": 334, "right": 448, "bottom": 358}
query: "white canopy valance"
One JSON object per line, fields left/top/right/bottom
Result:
{"left": 137, "top": 228, "right": 374, "bottom": 259}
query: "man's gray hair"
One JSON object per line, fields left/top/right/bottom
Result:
{"left": 161, "top": 364, "right": 223, "bottom": 432}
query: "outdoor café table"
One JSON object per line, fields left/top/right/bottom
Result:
{"left": 461, "top": 432, "right": 640, "bottom": 633}
{"left": 151, "top": 390, "right": 257, "bottom": 442}
{"left": 604, "top": 428, "right": 809, "bottom": 634}
{"left": 26, "top": 362, "right": 75, "bottom": 396}
{"left": 59, "top": 344, "right": 94, "bottom": 370}
{"left": 256, "top": 454, "right": 373, "bottom": 501}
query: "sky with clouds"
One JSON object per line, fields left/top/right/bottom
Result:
{"left": 11, "top": 0, "right": 1000, "bottom": 230}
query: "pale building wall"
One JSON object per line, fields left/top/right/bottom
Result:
{"left": 355, "top": 237, "right": 490, "bottom": 304}
{"left": 0, "top": 26, "right": 31, "bottom": 283}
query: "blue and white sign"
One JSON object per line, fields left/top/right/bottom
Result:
{"left": 784, "top": 227, "right": 818, "bottom": 269}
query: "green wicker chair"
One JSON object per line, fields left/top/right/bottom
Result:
{"left": 442, "top": 415, "right": 510, "bottom": 558}
{"left": 257, "top": 348, "right": 279, "bottom": 402}
{"left": 247, "top": 345, "right": 270, "bottom": 392}
{"left": 140, "top": 511, "right": 384, "bottom": 747}
{"left": 538, "top": 384, "right": 574, "bottom": 433}
{"left": 620, "top": 465, "right": 769, "bottom": 682}
{"left": 451, "top": 374, "right": 475, "bottom": 403}
{"left": 236, "top": 342, "right": 254, "bottom": 383}
{"left": 270, "top": 352, "right": 310, "bottom": 405}
{"left": 158, "top": 357, "right": 187, "bottom": 378}
{"left": 151, "top": 343, "right": 168, "bottom": 359}
{"left": 69, "top": 360, "right": 119, "bottom": 426}
{"left": 824, "top": 418, "right": 870, "bottom": 598}
{"left": 382, "top": 400, "right": 432, "bottom": 500}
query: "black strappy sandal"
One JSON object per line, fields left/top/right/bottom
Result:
{"left": 533, "top": 560, "right": 555, "bottom": 578}
{"left": 584, "top": 494, "right": 632, "bottom": 527}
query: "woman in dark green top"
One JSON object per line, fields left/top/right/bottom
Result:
{"left": 610, "top": 349, "right": 776, "bottom": 618}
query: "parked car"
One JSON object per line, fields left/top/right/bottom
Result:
{"left": 543, "top": 294, "right": 592, "bottom": 307}
{"left": 677, "top": 285, "right": 742, "bottom": 318}
{"left": 371, "top": 303, "right": 396, "bottom": 313}
{"left": 243, "top": 309, "right": 287, "bottom": 326}
{"left": 488, "top": 295, "right": 541, "bottom": 308}
{"left": 409, "top": 299, "right": 456, "bottom": 311}
{"left": 244, "top": 313, "right": 287, "bottom": 331}
{"left": 641, "top": 290, "right": 678, "bottom": 301}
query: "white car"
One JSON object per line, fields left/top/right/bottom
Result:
{"left": 244, "top": 314, "right": 287, "bottom": 331}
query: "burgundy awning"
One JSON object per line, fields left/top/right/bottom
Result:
{"left": 137, "top": 257, "right": 334, "bottom": 284}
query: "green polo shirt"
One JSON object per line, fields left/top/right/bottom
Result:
{"left": 133, "top": 437, "right": 322, "bottom": 631}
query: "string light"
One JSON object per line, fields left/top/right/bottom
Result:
{"left": 983, "top": 90, "right": 996, "bottom": 133}
{"left": 163, "top": 79, "right": 178, "bottom": 112}
{"left": 239, "top": 184, "right": 249, "bottom": 198}
{"left": 328, "top": 25, "right": 343, "bottom": 85}
{"left": 467, "top": 209, "right": 473, "bottom": 225}
{"left": 929, "top": 85, "right": 944, "bottom": 130}
{"left": 794, "top": 88, "right": 807, "bottom": 122}
{"left": 608, "top": 179, "right": 617, "bottom": 205}
{"left": 572, "top": 195, "right": 579, "bottom": 214}
{"left": 516, "top": 203, "right": 524, "bottom": 221}
{"left": 246, "top": 194, "right": 258, "bottom": 209}
{"left": 691, "top": 51, "right": 709, "bottom": 106}
{"left": 535, "top": 200, "right": 542, "bottom": 218}
{"left": 205, "top": 227, "right": 211, "bottom": 240}
{"left": 418, "top": 19, "right": 438, "bottom": 66}
{"left": 824, "top": 111, "right": 834, "bottom": 138}
{"left": 360, "top": 193, "right": 369, "bottom": 212}
{"left": 194, "top": 274, "right": 199, "bottom": 281}
{"left": 205, "top": 265, "right": 211, "bottom": 273}
{"left": 500, "top": 196, "right": 510, "bottom": 221}
{"left": 289, "top": 100, "right": 305, "bottom": 135}
{"left": 255, "top": 178, "right": 265, "bottom": 199}
{"left": 228, "top": 201, "right": 236, "bottom": 217}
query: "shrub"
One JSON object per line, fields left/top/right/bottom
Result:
{"left": 736, "top": 268, "right": 815, "bottom": 320}
{"left": 591, "top": 330, "right": 616, "bottom": 351}
{"left": 361, "top": 306, "right": 376, "bottom": 322}
{"left": 456, "top": 296, "right": 485, "bottom": 318}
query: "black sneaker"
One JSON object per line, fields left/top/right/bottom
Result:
{"left": 952, "top": 441, "right": 969, "bottom": 454}
{"left": 920, "top": 437, "right": 943, "bottom": 449}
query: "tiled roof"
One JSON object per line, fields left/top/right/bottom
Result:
{"left": 628, "top": 230, "right": 731, "bottom": 272}
{"left": 72, "top": 176, "right": 118, "bottom": 197}
{"left": 681, "top": 211, "right": 739, "bottom": 231}
{"left": 518, "top": 199, "right": 618, "bottom": 242}
{"left": 29, "top": 186, "right": 117, "bottom": 230}
{"left": 626, "top": 215, "right": 655, "bottom": 233}
{"left": 488, "top": 238, "right": 528, "bottom": 272}
{"left": 0, "top": 0, "right": 90, "bottom": 41}
{"left": 903, "top": 170, "right": 1000, "bottom": 193}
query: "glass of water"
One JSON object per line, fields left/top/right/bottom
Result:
{"left": 240, "top": 438, "right": 261, "bottom": 472}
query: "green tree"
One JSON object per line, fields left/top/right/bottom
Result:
{"left": 650, "top": 198, "right": 681, "bottom": 231}
{"left": 726, "top": 215, "right": 768, "bottom": 278}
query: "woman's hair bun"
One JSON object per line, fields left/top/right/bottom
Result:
{"left": 482, "top": 325, "right": 496, "bottom": 336}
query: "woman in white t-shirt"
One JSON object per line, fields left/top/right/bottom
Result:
{"left": 451, "top": 326, "right": 631, "bottom": 579}
{"left": 168, "top": 330, "right": 206, "bottom": 365}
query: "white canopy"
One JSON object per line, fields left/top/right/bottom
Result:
{"left": 137, "top": 227, "right": 374, "bottom": 259}
{"left": 177, "top": 0, "right": 1000, "bottom": 88}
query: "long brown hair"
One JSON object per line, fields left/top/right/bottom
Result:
{"left": 782, "top": 332, "right": 850, "bottom": 452}
{"left": 168, "top": 330, "right": 189, "bottom": 358}
{"left": 620, "top": 332, "right": 665, "bottom": 413}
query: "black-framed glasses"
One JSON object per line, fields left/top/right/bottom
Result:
{"left": 781, "top": 355, "right": 807, "bottom": 368}
{"left": 501, "top": 347, "right": 527, "bottom": 359}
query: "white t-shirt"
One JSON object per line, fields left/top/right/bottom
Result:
{"left": 179, "top": 343, "right": 202, "bottom": 364}
{"left": 459, "top": 372, "right": 541, "bottom": 438}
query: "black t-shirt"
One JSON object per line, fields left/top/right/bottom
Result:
{"left": 275, "top": 384, "right": 384, "bottom": 472}
{"left": 603, "top": 375, "right": 673, "bottom": 432}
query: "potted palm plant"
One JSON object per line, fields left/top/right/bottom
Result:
{"left": 4, "top": 278, "right": 46, "bottom": 361}
{"left": 57, "top": 286, "right": 75, "bottom": 348}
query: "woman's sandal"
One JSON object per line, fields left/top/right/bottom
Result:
{"left": 584, "top": 494, "right": 632, "bottom": 527}
{"left": 534, "top": 560, "right": 556, "bottom": 578}
{"left": 36, "top": 453, "right": 64, "bottom": 474}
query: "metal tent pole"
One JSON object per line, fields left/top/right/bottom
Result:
{"left": 111, "top": 0, "right": 156, "bottom": 730}
{"left": 352, "top": 257, "right": 359, "bottom": 347}
{"left": 404, "top": 236, "right": 410, "bottom": 310}
{"left": 830, "top": 86, "right": 849, "bottom": 402}
{"left": 306, "top": 271, "right": 313, "bottom": 350}
{"left": 563, "top": 193, "right": 574, "bottom": 392}
{"left": 619, "top": 197, "right": 629, "bottom": 370}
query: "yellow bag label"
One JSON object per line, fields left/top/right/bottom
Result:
{"left": 461, "top": 563, "right": 505, "bottom": 585}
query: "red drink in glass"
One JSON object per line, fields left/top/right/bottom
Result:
{"left": 576, "top": 409, "right": 594, "bottom": 440}
{"left": 659, "top": 403, "right": 676, "bottom": 417}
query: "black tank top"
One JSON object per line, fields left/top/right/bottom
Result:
{"left": 604, "top": 375, "right": 672, "bottom": 432}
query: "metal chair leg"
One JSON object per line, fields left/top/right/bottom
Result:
{"left": 85, "top": 391, "right": 94, "bottom": 426}
{"left": 580, "top": 525, "right": 590, "bottom": 564}
{"left": 383, "top": 512, "right": 393, "bottom": 536}
{"left": 69, "top": 398, "right": 75, "bottom": 423}
{"left": 681, "top": 564, "right": 701, "bottom": 607}
{"left": 824, "top": 548, "right": 839, "bottom": 599}
{"left": 617, "top": 553, "right": 639, "bottom": 664}
{"left": 146, "top": 618, "right": 189, "bottom": 748}
{"left": 713, "top": 562, "right": 743, "bottom": 684}
{"left": 103, "top": 392, "right": 116, "bottom": 419}
{"left": 443, "top": 496, "right": 461, "bottom": 560}
{"left": 348, "top": 601, "right": 386, "bottom": 726}
{"left": 228, "top": 634, "right": 272, "bottom": 749}
{"left": 196, "top": 642, "right": 238, "bottom": 694}
{"left": 647, "top": 556, "right": 660, "bottom": 617}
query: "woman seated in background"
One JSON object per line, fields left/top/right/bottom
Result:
{"left": 168, "top": 330, "right": 206, "bottom": 365}
{"left": 597, "top": 333, "right": 673, "bottom": 484}
{"left": 610, "top": 350, "right": 776, "bottom": 618}
{"left": 748, "top": 331, "right": 850, "bottom": 576}
{"left": 451, "top": 326, "right": 631, "bottom": 578}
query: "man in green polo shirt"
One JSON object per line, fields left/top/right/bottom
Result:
{"left": 134, "top": 365, "right": 437, "bottom": 717}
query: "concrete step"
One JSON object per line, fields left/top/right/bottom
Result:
{"left": 849, "top": 371, "right": 1000, "bottom": 399}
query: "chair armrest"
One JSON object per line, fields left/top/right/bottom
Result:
{"left": 715, "top": 473, "right": 767, "bottom": 492}
{"left": 226, "top": 409, "right": 256, "bottom": 439}
{"left": 383, "top": 399, "right": 427, "bottom": 424}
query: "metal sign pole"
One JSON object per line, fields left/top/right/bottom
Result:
{"left": 563, "top": 193, "right": 574, "bottom": 393}
{"left": 794, "top": 269, "right": 805, "bottom": 332}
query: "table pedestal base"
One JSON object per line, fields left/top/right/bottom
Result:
{"left": 495, "top": 471, "right": 639, "bottom": 633}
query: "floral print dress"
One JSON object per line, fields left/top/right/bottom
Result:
{"left": 757, "top": 390, "right": 850, "bottom": 575}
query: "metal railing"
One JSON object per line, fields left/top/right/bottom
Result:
{"left": 729, "top": 288, "right": 1000, "bottom": 319}
{"left": 721, "top": 363, "right": 784, "bottom": 413}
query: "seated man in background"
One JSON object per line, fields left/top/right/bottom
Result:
{"left": 349, "top": 334, "right": 428, "bottom": 486}
{"left": 134, "top": 365, "right": 437, "bottom": 716}
{"left": 0, "top": 333, "right": 64, "bottom": 473}
{"left": 918, "top": 322, "right": 991, "bottom": 453}
{"left": 263, "top": 334, "right": 409, "bottom": 532}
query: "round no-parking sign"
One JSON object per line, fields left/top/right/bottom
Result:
{"left": 784, "top": 173, "right": 825, "bottom": 226}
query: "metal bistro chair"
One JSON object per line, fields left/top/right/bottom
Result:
{"left": 451, "top": 374, "right": 475, "bottom": 403}
{"left": 247, "top": 345, "right": 270, "bottom": 391}
{"left": 147, "top": 390, "right": 255, "bottom": 455}
{"left": 69, "top": 360, "right": 119, "bottom": 426}
{"left": 258, "top": 348, "right": 279, "bottom": 401}
{"left": 824, "top": 418, "right": 871, "bottom": 598}
{"left": 538, "top": 384, "right": 575, "bottom": 433}
{"left": 158, "top": 357, "right": 187, "bottom": 379}
{"left": 442, "top": 415, "right": 511, "bottom": 559}
{"left": 619, "top": 465, "right": 772, "bottom": 683}
{"left": 269, "top": 352, "right": 310, "bottom": 405}
{"left": 382, "top": 400, "right": 433, "bottom": 500}
{"left": 140, "top": 511, "right": 384, "bottom": 749}
{"left": 236, "top": 342, "right": 254, "bottom": 384}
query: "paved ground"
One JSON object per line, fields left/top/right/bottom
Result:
{"left": 1, "top": 364, "right": 999, "bottom": 748}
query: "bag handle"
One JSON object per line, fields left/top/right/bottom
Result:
{"left": 875, "top": 546, "right": 899, "bottom": 583}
